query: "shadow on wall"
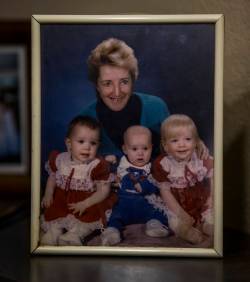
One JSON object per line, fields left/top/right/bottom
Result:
{"left": 224, "top": 91, "right": 250, "bottom": 234}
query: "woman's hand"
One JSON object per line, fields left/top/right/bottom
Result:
{"left": 196, "top": 139, "right": 209, "bottom": 160}
{"left": 41, "top": 193, "right": 53, "bottom": 208}
{"left": 68, "top": 201, "right": 88, "bottom": 216}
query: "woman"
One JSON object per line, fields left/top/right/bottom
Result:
{"left": 81, "top": 38, "right": 169, "bottom": 158}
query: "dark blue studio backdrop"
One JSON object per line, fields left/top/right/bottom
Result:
{"left": 41, "top": 23, "right": 215, "bottom": 184}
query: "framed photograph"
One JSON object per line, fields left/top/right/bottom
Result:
{"left": 0, "top": 46, "right": 28, "bottom": 174}
{"left": 31, "top": 14, "right": 223, "bottom": 257}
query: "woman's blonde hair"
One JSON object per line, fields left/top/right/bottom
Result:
{"left": 87, "top": 38, "right": 139, "bottom": 84}
{"left": 161, "top": 114, "right": 200, "bottom": 146}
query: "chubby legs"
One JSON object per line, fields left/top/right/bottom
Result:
{"left": 169, "top": 215, "right": 203, "bottom": 245}
{"left": 169, "top": 208, "right": 214, "bottom": 244}
{"left": 101, "top": 219, "right": 169, "bottom": 246}
{"left": 40, "top": 221, "right": 101, "bottom": 246}
{"left": 58, "top": 221, "right": 101, "bottom": 246}
{"left": 40, "top": 225, "right": 63, "bottom": 246}
{"left": 201, "top": 208, "right": 214, "bottom": 236}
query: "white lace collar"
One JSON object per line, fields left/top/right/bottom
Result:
{"left": 67, "top": 152, "right": 96, "bottom": 166}
{"left": 117, "top": 155, "right": 151, "bottom": 178}
{"left": 166, "top": 151, "right": 199, "bottom": 167}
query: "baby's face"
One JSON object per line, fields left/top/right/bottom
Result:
{"left": 163, "top": 126, "right": 196, "bottom": 162}
{"left": 123, "top": 133, "right": 152, "bottom": 167}
{"left": 66, "top": 125, "right": 99, "bottom": 163}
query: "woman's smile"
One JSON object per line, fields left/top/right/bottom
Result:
{"left": 97, "top": 65, "right": 133, "bottom": 111}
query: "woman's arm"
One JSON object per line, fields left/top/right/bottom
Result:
{"left": 68, "top": 182, "right": 111, "bottom": 216}
{"left": 41, "top": 174, "right": 56, "bottom": 208}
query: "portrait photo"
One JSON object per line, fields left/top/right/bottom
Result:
{"left": 31, "top": 15, "right": 223, "bottom": 257}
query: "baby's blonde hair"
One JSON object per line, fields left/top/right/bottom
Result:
{"left": 161, "top": 114, "right": 199, "bottom": 147}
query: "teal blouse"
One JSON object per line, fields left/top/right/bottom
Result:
{"left": 81, "top": 92, "right": 170, "bottom": 158}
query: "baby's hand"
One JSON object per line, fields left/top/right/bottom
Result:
{"left": 41, "top": 194, "right": 53, "bottom": 208}
{"left": 134, "top": 183, "right": 142, "bottom": 193}
{"left": 68, "top": 201, "right": 87, "bottom": 216}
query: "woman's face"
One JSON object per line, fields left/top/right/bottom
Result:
{"left": 96, "top": 65, "right": 133, "bottom": 112}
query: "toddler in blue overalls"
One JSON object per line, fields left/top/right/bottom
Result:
{"left": 101, "top": 125, "right": 169, "bottom": 245}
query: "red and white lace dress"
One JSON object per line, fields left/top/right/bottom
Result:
{"left": 150, "top": 152, "right": 213, "bottom": 226}
{"left": 41, "top": 151, "right": 117, "bottom": 232}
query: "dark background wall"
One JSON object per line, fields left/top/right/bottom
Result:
{"left": 41, "top": 23, "right": 214, "bottom": 166}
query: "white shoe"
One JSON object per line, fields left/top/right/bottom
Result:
{"left": 40, "top": 227, "right": 63, "bottom": 246}
{"left": 58, "top": 231, "right": 82, "bottom": 246}
{"left": 101, "top": 227, "right": 121, "bottom": 246}
{"left": 145, "top": 219, "right": 169, "bottom": 237}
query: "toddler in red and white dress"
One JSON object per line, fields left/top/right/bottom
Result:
{"left": 151, "top": 114, "right": 213, "bottom": 244}
{"left": 40, "top": 115, "right": 117, "bottom": 246}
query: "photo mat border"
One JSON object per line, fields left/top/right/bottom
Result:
{"left": 31, "top": 14, "right": 224, "bottom": 257}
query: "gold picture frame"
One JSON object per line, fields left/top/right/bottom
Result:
{"left": 31, "top": 14, "right": 223, "bottom": 257}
